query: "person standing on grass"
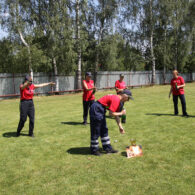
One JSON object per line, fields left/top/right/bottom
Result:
{"left": 89, "top": 89, "right": 134, "bottom": 156}
{"left": 169, "top": 70, "right": 188, "bottom": 117}
{"left": 16, "top": 75, "right": 55, "bottom": 137}
{"left": 115, "top": 73, "right": 128, "bottom": 94}
{"left": 82, "top": 72, "right": 96, "bottom": 125}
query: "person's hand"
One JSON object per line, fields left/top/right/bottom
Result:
{"left": 50, "top": 82, "right": 56, "bottom": 85}
{"left": 25, "top": 80, "right": 31, "bottom": 86}
{"left": 91, "top": 87, "right": 96, "bottom": 91}
{"left": 119, "top": 126, "right": 125, "bottom": 134}
{"left": 177, "top": 85, "right": 181, "bottom": 89}
{"left": 121, "top": 109, "right": 126, "bottom": 115}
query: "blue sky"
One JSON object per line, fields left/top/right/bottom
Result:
{"left": 0, "top": 25, "right": 8, "bottom": 39}
{"left": 0, "top": 9, "right": 8, "bottom": 40}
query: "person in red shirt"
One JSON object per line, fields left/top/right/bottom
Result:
{"left": 16, "top": 75, "right": 55, "bottom": 137}
{"left": 115, "top": 74, "right": 127, "bottom": 94}
{"left": 89, "top": 89, "right": 134, "bottom": 156}
{"left": 169, "top": 70, "right": 188, "bottom": 116}
{"left": 82, "top": 72, "right": 96, "bottom": 125}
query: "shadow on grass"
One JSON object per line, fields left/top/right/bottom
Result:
{"left": 146, "top": 113, "right": 195, "bottom": 118}
{"left": 146, "top": 113, "right": 175, "bottom": 116}
{"left": 67, "top": 147, "right": 91, "bottom": 155}
{"left": 121, "top": 151, "right": 127, "bottom": 157}
{"left": 105, "top": 116, "right": 115, "bottom": 119}
{"left": 61, "top": 122, "right": 84, "bottom": 125}
{"left": 2, "top": 132, "right": 29, "bottom": 138}
{"left": 186, "top": 115, "right": 195, "bottom": 118}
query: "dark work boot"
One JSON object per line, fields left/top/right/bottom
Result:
{"left": 105, "top": 149, "right": 118, "bottom": 154}
{"left": 29, "top": 134, "right": 35, "bottom": 138}
{"left": 82, "top": 121, "right": 87, "bottom": 125}
{"left": 16, "top": 132, "right": 20, "bottom": 137}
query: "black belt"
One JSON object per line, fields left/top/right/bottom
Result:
{"left": 21, "top": 99, "right": 33, "bottom": 102}
{"left": 97, "top": 101, "right": 106, "bottom": 109}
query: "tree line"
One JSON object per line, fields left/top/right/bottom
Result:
{"left": 0, "top": 0, "right": 194, "bottom": 89}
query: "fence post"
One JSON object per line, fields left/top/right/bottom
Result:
{"left": 107, "top": 73, "right": 109, "bottom": 88}
{"left": 12, "top": 73, "right": 16, "bottom": 94}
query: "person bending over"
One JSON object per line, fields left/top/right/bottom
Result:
{"left": 89, "top": 90, "right": 133, "bottom": 156}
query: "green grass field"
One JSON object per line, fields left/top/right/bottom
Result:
{"left": 0, "top": 84, "right": 195, "bottom": 195}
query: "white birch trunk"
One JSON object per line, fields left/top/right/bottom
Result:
{"left": 53, "top": 57, "right": 59, "bottom": 91}
{"left": 76, "top": 0, "right": 82, "bottom": 89}
{"left": 18, "top": 29, "right": 33, "bottom": 79}
{"left": 149, "top": 0, "right": 156, "bottom": 85}
{"left": 94, "top": 21, "right": 104, "bottom": 84}
{"left": 163, "top": 28, "right": 167, "bottom": 84}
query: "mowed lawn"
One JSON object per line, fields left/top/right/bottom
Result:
{"left": 0, "top": 84, "right": 194, "bottom": 195}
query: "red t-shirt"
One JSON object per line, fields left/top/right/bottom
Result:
{"left": 171, "top": 76, "right": 185, "bottom": 95}
{"left": 98, "top": 94, "right": 121, "bottom": 112}
{"left": 20, "top": 84, "right": 35, "bottom": 100}
{"left": 83, "top": 80, "right": 95, "bottom": 101}
{"left": 115, "top": 80, "right": 126, "bottom": 90}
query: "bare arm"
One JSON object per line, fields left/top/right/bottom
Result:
{"left": 109, "top": 109, "right": 125, "bottom": 117}
{"left": 115, "top": 87, "right": 124, "bottom": 93}
{"left": 34, "top": 82, "right": 55, "bottom": 89}
{"left": 177, "top": 84, "right": 185, "bottom": 88}
{"left": 115, "top": 116, "right": 125, "bottom": 134}
{"left": 21, "top": 81, "right": 30, "bottom": 90}
{"left": 83, "top": 81, "right": 95, "bottom": 91}
{"left": 178, "top": 77, "right": 185, "bottom": 89}
{"left": 110, "top": 111, "right": 122, "bottom": 116}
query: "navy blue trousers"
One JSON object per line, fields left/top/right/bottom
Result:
{"left": 173, "top": 94, "right": 187, "bottom": 115}
{"left": 83, "top": 100, "right": 94, "bottom": 123}
{"left": 90, "top": 101, "right": 112, "bottom": 152}
{"left": 17, "top": 100, "right": 35, "bottom": 135}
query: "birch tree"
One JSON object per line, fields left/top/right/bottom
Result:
{"left": 29, "top": 0, "right": 73, "bottom": 91}
{"left": 2, "top": 0, "right": 33, "bottom": 78}
{"left": 75, "top": 0, "right": 82, "bottom": 89}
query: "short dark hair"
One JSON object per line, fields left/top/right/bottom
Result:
{"left": 85, "top": 72, "right": 92, "bottom": 77}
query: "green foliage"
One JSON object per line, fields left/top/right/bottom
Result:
{"left": 99, "top": 35, "right": 119, "bottom": 71}
{"left": 0, "top": 0, "right": 194, "bottom": 74}
{"left": 184, "top": 52, "right": 195, "bottom": 72}
{"left": 0, "top": 39, "right": 15, "bottom": 73}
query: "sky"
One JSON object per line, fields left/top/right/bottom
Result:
{"left": 0, "top": 9, "right": 9, "bottom": 40}
{"left": 0, "top": 26, "right": 8, "bottom": 39}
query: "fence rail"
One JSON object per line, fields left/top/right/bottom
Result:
{"left": 0, "top": 71, "right": 194, "bottom": 99}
